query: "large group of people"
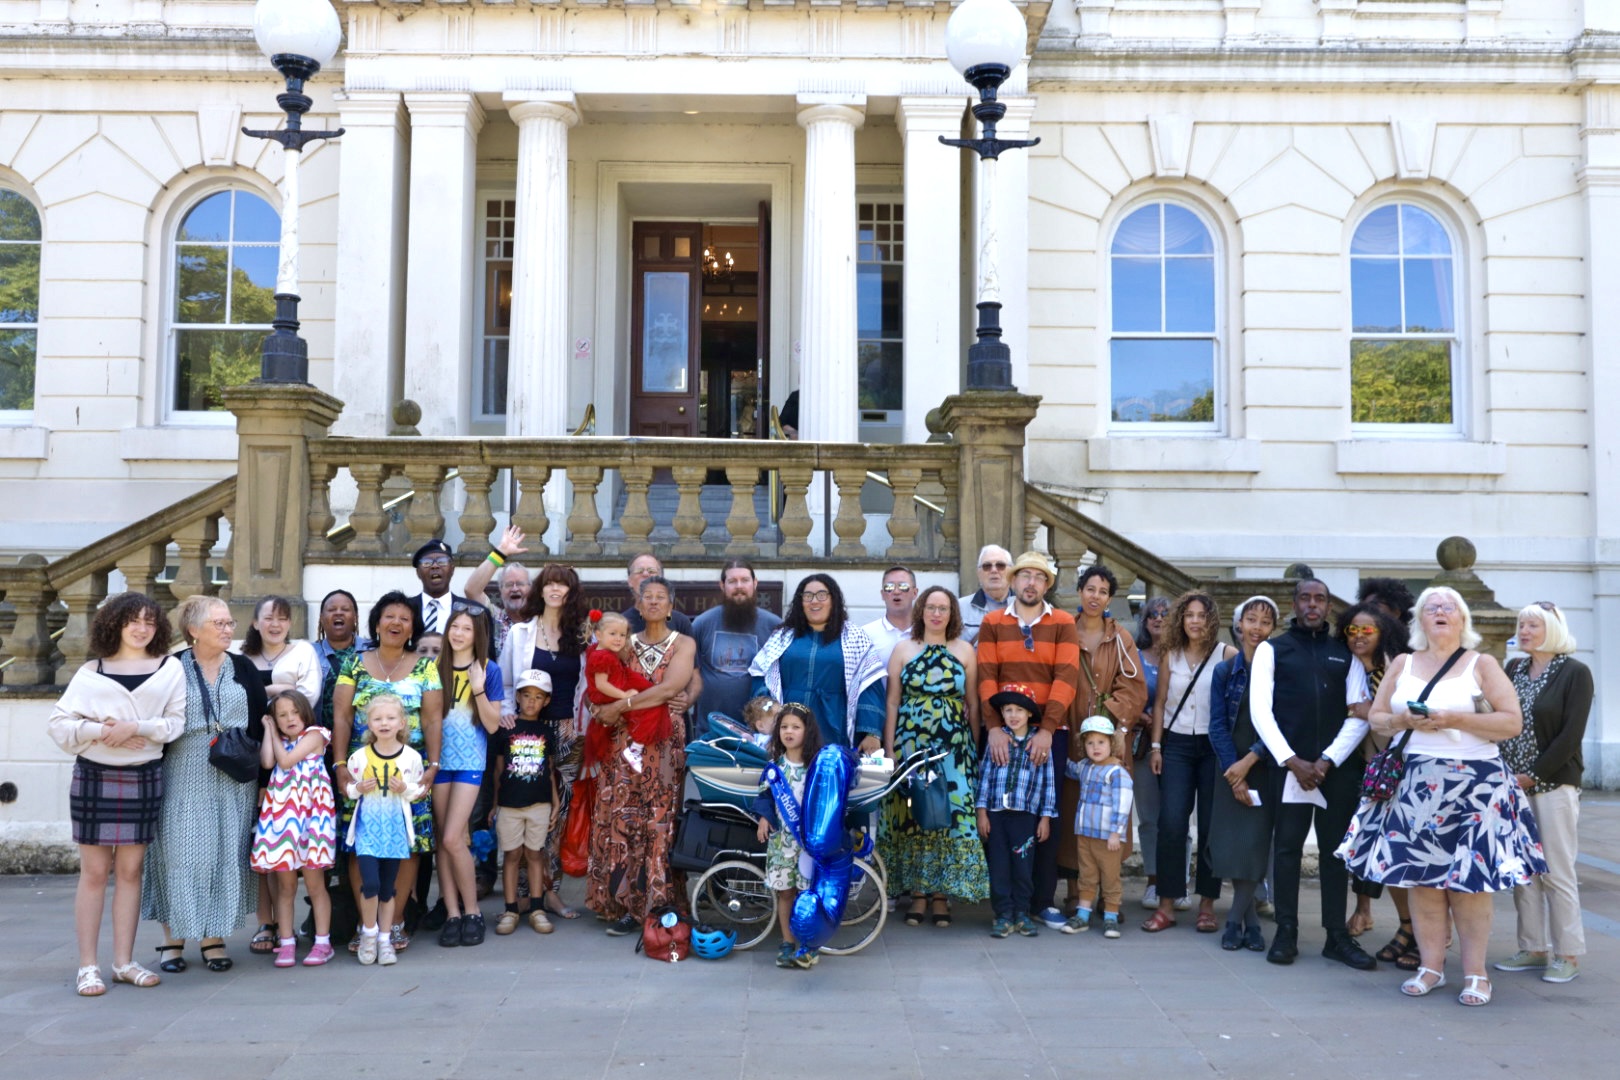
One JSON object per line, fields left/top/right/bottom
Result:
{"left": 50, "top": 534, "right": 1591, "bottom": 1007}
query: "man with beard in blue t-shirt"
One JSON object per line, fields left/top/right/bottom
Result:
{"left": 691, "top": 558, "right": 782, "bottom": 739}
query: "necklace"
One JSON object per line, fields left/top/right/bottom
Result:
{"left": 261, "top": 643, "right": 289, "bottom": 667}
{"left": 375, "top": 649, "right": 412, "bottom": 682}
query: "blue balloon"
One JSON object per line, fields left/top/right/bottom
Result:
{"left": 787, "top": 746, "right": 859, "bottom": 954}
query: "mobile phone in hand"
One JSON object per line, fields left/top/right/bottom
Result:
{"left": 1407, "top": 701, "right": 1430, "bottom": 716}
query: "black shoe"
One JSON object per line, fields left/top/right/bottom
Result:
{"left": 604, "top": 914, "right": 639, "bottom": 937}
{"left": 438, "top": 916, "right": 463, "bottom": 947}
{"left": 1220, "top": 923, "right": 1243, "bottom": 951}
{"left": 421, "top": 900, "right": 448, "bottom": 933}
{"left": 460, "top": 914, "right": 486, "bottom": 946}
{"left": 1323, "top": 931, "right": 1377, "bottom": 971}
{"left": 1267, "top": 925, "right": 1299, "bottom": 965}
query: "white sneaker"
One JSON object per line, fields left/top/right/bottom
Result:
{"left": 377, "top": 937, "right": 397, "bottom": 966}
{"left": 1140, "top": 885, "right": 1159, "bottom": 909}
{"left": 622, "top": 743, "right": 645, "bottom": 774}
{"left": 357, "top": 932, "right": 379, "bottom": 966}
{"left": 1173, "top": 895, "right": 1193, "bottom": 911}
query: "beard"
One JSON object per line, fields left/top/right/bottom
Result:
{"left": 720, "top": 590, "right": 760, "bottom": 632}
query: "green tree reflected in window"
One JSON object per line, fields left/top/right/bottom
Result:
{"left": 172, "top": 190, "right": 279, "bottom": 411}
{"left": 0, "top": 188, "right": 42, "bottom": 411}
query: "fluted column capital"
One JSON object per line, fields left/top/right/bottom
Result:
{"left": 796, "top": 96, "right": 866, "bottom": 132}
{"left": 505, "top": 92, "right": 581, "bottom": 130}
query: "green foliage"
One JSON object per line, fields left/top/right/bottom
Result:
{"left": 173, "top": 246, "right": 277, "bottom": 411}
{"left": 1351, "top": 339, "right": 1453, "bottom": 424}
{"left": 0, "top": 328, "right": 34, "bottom": 410}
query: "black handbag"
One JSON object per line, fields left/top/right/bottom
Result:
{"left": 908, "top": 763, "right": 952, "bottom": 831}
{"left": 194, "top": 656, "right": 259, "bottom": 784}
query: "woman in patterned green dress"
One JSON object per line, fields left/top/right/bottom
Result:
{"left": 879, "top": 587, "right": 988, "bottom": 926}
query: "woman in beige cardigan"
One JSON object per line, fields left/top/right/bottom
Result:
{"left": 48, "top": 593, "right": 187, "bottom": 997}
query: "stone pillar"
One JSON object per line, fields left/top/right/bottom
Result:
{"left": 2, "top": 558, "right": 55, "bottom": 686}
{"left": 796, "top": 95, "right": 865, "bottom": 444}
{"left": 898, "top": 96, "right": 966, "bottom": 445}
{"left": 402, "top": 93, "right": 485, "bottom": 436}
{"left": 503, "top": 94, "right": 580, "bottom": 438}
{"left": 222, "top": 385, "right": 344, "bottom": 635}
{"left": 938, "top": 392, "right": 1041, "bottom": 587}
{"left": 332, "top": 92, "right": 409, "bottom": 437}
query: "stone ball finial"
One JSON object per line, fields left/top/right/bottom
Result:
{"left": 393, "top": 399, "right": 422, "bottom": 427}
{"left": 925, "top": 408, "right": 945, "bottom": 435}
{"left": 1283, "top": 562, "right": 1315, "bottom": 581}
{"left": 17, "top": 553, "right": 48, "bottom": 567}
{"left": 1437, "top": 536, "right": 1476, "bottom": 572}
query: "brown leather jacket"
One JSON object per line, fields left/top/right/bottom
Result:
{"left": 1067, "top": 616, "right": 1149, "bottom": 761}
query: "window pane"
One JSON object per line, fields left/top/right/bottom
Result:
{"left": 1351, "top": 339, "right": 1453, "bottom": 424}
{"left": 1112, "top": 206, "right": 1160, "bottom": 255}
{"left": 857, "top": 340, "right": 903, "bottom": 410}
{"left": 0, "top": 244, "right": 41, "bottom": 322}
{"left": 1403, "top": 258, "right": 1454, "bottom": 332}
{"left": 0, "top": 190, "right": 41, "bottom": 241}
{"left": 230, "top": 247, "right": 279, "bottom": 324}
{"left": 0, "top": 327, "right": 35, "bottom": 410}
{"left": 1401, "top": 205, "right": 1451, "bottom": 256}
{"left": 1110, "top": 338, "right": 1215, "bottom": 423}
{"left": 1112, "top": 256, "right": 1161, "bottom": 332}
{"left": 179, "top": 192, "right": 232, "bottom": 242}
{"left": 1351, "top": 205, "right": 1399, "bottom": 255}
{"left": 1162, "top": 205, "right": 1212, "bottom": 255}
{"left": 175, "top": 250, "right": 227, "bottom": 324}
{"left": 482, "top": 337, "right": 509, "bottom": 416}
{"left": 1165, "top": 258, "right": 1214, "bottom": 333}
{"left": 234, "top": 193, "right": 280, "bottom": 243}
{"left": 173, "top": 328, "right": 261, "bottom": 412}
{"left": 857, "top": 263, "right": 903, "bottom": 338}
{"left": 1350, "top": 258, "right": 1401, "bottom": 333}
{"left": 640, "top": 271, "right": 690, "bottom": 393}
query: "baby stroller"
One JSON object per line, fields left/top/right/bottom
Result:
{"left": 676, "top": 733, "right": 945, "bottom": 955}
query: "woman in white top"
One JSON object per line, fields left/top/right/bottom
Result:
{"left": 1143, "top": 591, "right": 1236, "bottom": 933}
{"left": 1337, "top": 586, "right": 1546, "bottom": 1006}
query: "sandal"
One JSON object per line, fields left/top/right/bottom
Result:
{"left": 1458, "top": 975, "right": 1492, "bottom": 1007}
{"left": 76, "top": 965, "right": 106, "bottom": 997}
{"left": 1376, "top": 920, "right": 1416, "bottom": 963}
{"left": 1195, "top": 910, "right": 1219, "bottom": 934}
{"left": 154, "top": 943, "right": 187, "bottom": 974}
{"left": 1141, "top": 910, "right": 1177, "bottom": 933}
{"left": 199, "top": 942, "right": 233, "bottom": 972}
{"left": 904, "top": 898, "right": 927, "bottom": 927}
{"left": 111, "top": 962, "right": 161, "bottom": 988}
{"left": 931, "top": 897, "right": 952, "bottom": 928}
{"left": 541, "top": 890, "right": 581, "bottom": 920}
{"left": 249, "top": 923, "right": 277, "bottom": 955}
{"left": 1401, "top": 967, "right": 1447, "bottom": 997}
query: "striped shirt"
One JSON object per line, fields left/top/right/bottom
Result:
{"left": 1066, "top": 759, "right": 1133, "bottom": 839}
{"left": 975, "top": 729, "right": 1057, "bottom": 818}
{"left": 976, "top": 602, "right": 1081, "bottom": 732}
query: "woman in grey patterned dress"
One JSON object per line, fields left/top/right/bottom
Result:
{"left": 140, "top": 596, "right": 268, "bottom": 973}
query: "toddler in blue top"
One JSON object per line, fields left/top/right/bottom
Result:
{"left": 1062, "top": 716, "right": 1134, "bottom": 938}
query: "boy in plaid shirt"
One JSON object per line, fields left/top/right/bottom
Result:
{"left": 1062, "top": 716, "right": 1134, "bottom": 938}
{"left": 976, "top": 684, "right": 1057, "bottom": 939}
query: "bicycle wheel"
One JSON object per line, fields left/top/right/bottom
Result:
{"left": 690, "top": 859, "right": 776, "bottom": 951}
{"left": 818, "top": 857, "right": 888, "bottom": 956}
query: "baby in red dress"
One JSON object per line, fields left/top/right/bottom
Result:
{"left": 586, "top": 611, "right": 670, "bottom": 774}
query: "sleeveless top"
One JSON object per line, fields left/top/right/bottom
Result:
{"left": 1162, "top": 648, "right": 1221, "bottom": 737}
{"left": 1391, "top": 653, "right": 1498, "bottom": 760}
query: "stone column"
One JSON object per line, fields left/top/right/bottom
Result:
{"left": 503, "top": 94, "right": 580, "bottom": 438}
{"left": 332, "top": 92, "right": 409, "bottom": 437}
{"left": 222, "top": 385, "right": 343, "bottom": 635}
{"left": 402, "top": 93, "right": 485, "bottom": 436}
{"left": 796, "top": 95, "right": 865, "bottom": 444}
{"left": 937, "top": 392, "right": 1041, "bottom": 587}
{"left": 898, "top": 96, "right": 966, "bottom": 445}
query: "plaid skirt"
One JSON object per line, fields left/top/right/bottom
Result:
{"left": 71, "top": 757, "right": 164, "bottom": 847}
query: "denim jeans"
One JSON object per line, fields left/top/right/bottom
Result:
{"left": 1154, "top": 731, "right": 1221, "bottom": 901}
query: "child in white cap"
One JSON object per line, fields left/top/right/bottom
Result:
{"left": 490, "top": 669, "right": 559, "bottom": 936}
{"left": 1063, "top": 716, "right": 1134, "bottom": 938}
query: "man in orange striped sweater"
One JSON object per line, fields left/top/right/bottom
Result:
{"left": 977, "top": 550, "right": 1081, "bottom": 928}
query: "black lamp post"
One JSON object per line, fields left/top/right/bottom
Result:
{"left": 939, "top": 0, "right": 1039, "bottom": 392}
{"left": 241, "top": 0, "right": 345, "bottom": 384}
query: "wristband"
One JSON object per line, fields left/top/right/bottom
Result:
{"left": 1151, "top": 742, "right": 1162, "bottom": 750}
{"left": 472, "top": 689, "right": 484, "bottom": 698}
{"left": 424, "top": 761, "right": 440, "bottom": 769}
{"left": 486, "top": 550, "right": 506, "bottom": 568}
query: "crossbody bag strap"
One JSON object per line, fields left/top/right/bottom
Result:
{"left": 189, "top": 653, "right": 221, "bottom": 732}
{"left": 1164, "top": 649, "right": 1217, "bottom": 735}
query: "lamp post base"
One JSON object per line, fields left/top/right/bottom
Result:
{"left": 966, "top": 300, "right": 1013, "bottom": 391}
{"left": 258, "top": 292, "right": 309, "bottom": 384}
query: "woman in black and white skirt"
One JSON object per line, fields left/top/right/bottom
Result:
{"left": 48, "top": 593, "right": 187, "bottom": 997}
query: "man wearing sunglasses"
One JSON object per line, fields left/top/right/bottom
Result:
{"left": 959, "top": 545, "right": 1014, "bottom": 645}
{"left": 861, "top": 565, "right": 918, "bottom": 665}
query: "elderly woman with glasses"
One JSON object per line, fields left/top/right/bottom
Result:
{"left": 1494, "top": 601, "right": 1593, "bottom": 985}
{"left": 1337, "top": 586, "right": 1546, "bottom": 1006}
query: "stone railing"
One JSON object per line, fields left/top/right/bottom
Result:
{"left": 0, "top": 478, "right": 235, "bottom": 687}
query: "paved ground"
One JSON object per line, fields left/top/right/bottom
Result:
{"left": 5, "top": 800, "right": 1620, "bottom": 1080}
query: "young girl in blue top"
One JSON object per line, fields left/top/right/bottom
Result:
{"left": 343, "top": 695, "right": 426, "bottom": 966}
{"left": 753, "top": 703, "right": 824, "bottom": 970}
{"left": 433, "top": 610, "right": 504, "bottom": 947}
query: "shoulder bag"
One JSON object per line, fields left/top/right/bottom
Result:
{"left": 1360, "top": 647, "right": 1466, "bottom": 802}
{"left": 635, "top": 905, "right": 692, "bottom": 963}
{"left": 194, "top": 655, "right": 260, "bottom": 784}
{"left": 908, "top": 763, "right": 953, "bottom": 831}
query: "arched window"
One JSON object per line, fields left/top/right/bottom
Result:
{"left": 1108, "top": 201, "right": 1219, "bottom": 428}
{"left": 170, "top": 189, "right": 279, "bottom": 412}
{"left": 1349, "top": 203, "right": 1460, "bottom": 428}
{"left": 0, "top": 187, "right": 41, "bottom": 413}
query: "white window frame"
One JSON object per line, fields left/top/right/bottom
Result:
{"left": 1105, "top": 197, "right": 1224, "bottom": 435}
{"left": 0, "top": 184, "right": 42, "bottom": 423}
{"left": 1347, "top": 200, "right": 1466, "bottom": 439}
{"left": 473, "top": 190, "right": 516, "bottom": 427}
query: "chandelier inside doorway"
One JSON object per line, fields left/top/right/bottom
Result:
{"left": 702, "top": 245, "right": 734, "bottom": 281}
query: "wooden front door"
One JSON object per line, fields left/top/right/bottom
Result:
{"left": 629, "top": 222, "right": 702, "bottom": 437}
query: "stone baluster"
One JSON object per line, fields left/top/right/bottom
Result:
{"left": 116, "top": 542, "right": 167, "bottom": 601}
{"left": 884, "top": 466, "right": 923, "bottom": 561}
{"left": 566, "top": 466, "right": 606, "bottom": 556}
{"left": 456, "top": 465, "right": 499, "bottom": 555}
{"left": 401, "top": 462, "right": 448, "bottom": 546}
{"left": 307, "top": 462, "right": 337, "bottom": 552}
{"left": 511, "top": 464, "right": 552, "bottom": 553}
{"left": 54, "top": 572, "right": 109, "bottom": 686}
{"left": 616, "top": 466, "right": 654, "bottom": 555}
{"left": 2, "top": 561, "right": 55, "bottom": 685}
{"left": 776, "top": 465, "right": 814, "bottom": 559}
{"left": 1023, "top": 510, "right": 1040, "bottom": 554}
{"left": 830, "top": 466, "right": 868, "bottom": 558}
{"left": 1050, "top": 523, "right": 1087, "bottom": 612}
{"left": 670, "top": 465, "right": 708, "bottom": 556}
{"left": 347, "top": 463, "right": 392, "bottom": 554}
{"left": 937, "top": 466, "right": 959, "bottom": 565}
{"left": 217, "top": 508, "right": 235, "bottom": 603}
{"left": 168, "top": 515, "right": 220, "bottom": 605}
{"left": 723, "top": 466, "right": 760, "bottom": 556}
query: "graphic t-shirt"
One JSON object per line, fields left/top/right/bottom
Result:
{"left": 491, "top": 717, "right": 554, "bottom": 808}
{"left": 441, "top": 661, "right": 504, "bottom": 770}
{"left": 691, "top": 606, "right": 783, "bottom": 733}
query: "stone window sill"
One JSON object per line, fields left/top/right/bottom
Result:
{"left": 1335, "top": 440, "right": 1507, "bottom": 476}
{"left": 1087, "top": 437, "right": 1261, "bottom": 474}
{"left": 120, "top": 426, "right": 237, "bottom": 462}
{"left": 0, "top": 425, "right": 49, "bottom": 460}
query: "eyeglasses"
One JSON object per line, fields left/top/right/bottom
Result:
{"left": 882, "top": 582, "right": 913, "bottom": 594}
{"left": 210, "top": 618, "right": 237, "bottom": 630}
{"left": 980, "top": 561, "right": 1009, "bottom": 571}
{"left": 1422, "top": 603, "right": 1458, "bottom": 615}
{"left": 801, "top": 590, "right": 831, "bottom": 603}
{"left": 1144, "top": 611, "right": 1167, "bottom": 621}
{"left": 1343, "top": 626, "right": 1380, "bottom": 638}
{"left": 1534, "top": 601, "right": 1558, "bottom": 613}
{"left": 418, "top": 557, "right": 452, "bottom": 568}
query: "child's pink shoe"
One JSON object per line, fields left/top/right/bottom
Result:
{"left": 302, "top": 943, "right": 335, "bottom": 967}
{"left": 273, "top": 942, "right": 297, "bottom": 968}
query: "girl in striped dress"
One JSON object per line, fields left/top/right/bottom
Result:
{"left": 252, "top": 691, "right": 337, "bottom": 967}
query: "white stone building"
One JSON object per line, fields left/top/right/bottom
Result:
{"left": 2, "top": 0, "right": 1618, "bottom": 782}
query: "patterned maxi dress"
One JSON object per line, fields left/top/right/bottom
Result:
{"left": 336, "top": 654, "right": 441, "bottom": 854}
{"left": 878, "top": 644, "right": 989, "bottom": 902}
{"left": 586, "top": 631, "right": 688, "bottom": 920}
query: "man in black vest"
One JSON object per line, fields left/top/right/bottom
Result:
{"left": 1248, "top": 577, "right": 1375, "bottom": 969}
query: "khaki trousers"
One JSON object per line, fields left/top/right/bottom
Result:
{"left": 1513, "top": 784, "right": 1585, "bottom": 957}
{"left": 1077, "top": 834, "right": 1124, "bottom": 914}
